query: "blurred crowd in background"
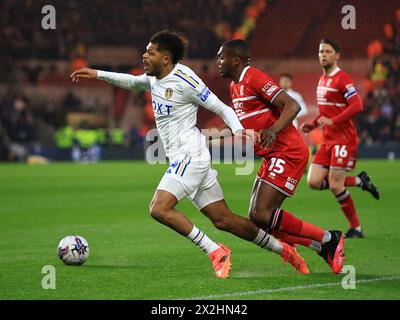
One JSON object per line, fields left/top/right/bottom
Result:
{"left": 359, "top": 9, "right": 400, "bottom": 145}
{"left": 0, "top": 0, "right": 399, "bottom": 162}
{"left": 0, "top": 0, "right": 246, "bottom": 61}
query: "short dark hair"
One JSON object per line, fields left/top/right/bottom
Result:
{"left": 280, "top": 73, "right": 293, "bottom": 80}
{"left": 150, "top": 30, "right": 186, "bottom": 64}
{"left": 222, "top": 39, "right": 251, "bottom": 60}
{"left": 320, "top": 38, "right": 341, "bottom": 53}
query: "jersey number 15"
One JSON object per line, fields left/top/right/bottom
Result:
{"left": 268, "top": 158, "right": 286, "bottom": 174}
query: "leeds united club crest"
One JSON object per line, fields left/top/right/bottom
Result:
{"left": 165, "top": 88, "right": 173, "bottom": 99}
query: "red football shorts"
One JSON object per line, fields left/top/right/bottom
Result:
{"left": 257, "top": 151, "right": 309, "bottom": 197}
{"left": 312, "top": 143, "right": 358, "bottom": 171}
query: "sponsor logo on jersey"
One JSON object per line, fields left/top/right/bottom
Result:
{"left": 266, "top": 86, "right": 278, "bottom": 96}
{"left": 240, "top": 85, "right": 244, "bottom": 96}
{"left": 261, "top": 81, "right": 278, "bottom": 96}
{"left": 287, "top": 177, "right": 298, "bottom": 185}
{"left": 152, "top": 100, "right": 173, "bottom": 115}
{"left": 285, "top": 181, "right": 295, "bottom": 191}
{"left": 197, "top": 87, "right": 211, "bottom": 102}
{"left": 165, "top": 88, "right": 173, "bottom": 99}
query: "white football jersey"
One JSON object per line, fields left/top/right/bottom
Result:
{"left": 98, "top": 63, "right": 243, "bottom": 162}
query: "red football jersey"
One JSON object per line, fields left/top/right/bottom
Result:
{"left": 230, "top": 66, "right": 307, "bottom": 157}
{"left": 316, "top": 67, "right": 360, "bottom": 144}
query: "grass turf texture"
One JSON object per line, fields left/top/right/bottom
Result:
{"left": 0, "top": 160, "right": 399, "bottom": 300}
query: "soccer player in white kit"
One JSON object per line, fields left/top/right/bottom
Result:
{"left": 71, "top": 30, "right": 308, "bottom": 278}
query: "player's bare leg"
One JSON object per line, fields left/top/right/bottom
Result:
{"left": 200, "top": 199, "right": 309, "bottom": 274}
{"left": 249, "top": 178, "right": 321, "bottom": 252}
{"left": 308, "top": 164, "right": 380, "bottom": 199}
{"left": 329, "top": 169, "right": 364, "bottom": 238}
{"left": 248, "top": 179, "right": 286, "bottom": 226}
{"left": 249, "top": 179, "right": 345, "bottom": 274}
{"left": 307, "top": 164, "right": 329, "bottom": 190}
{"left": 149, "top": 190, "right": 194, "bottom": 236}
{"left": 149, "top": 190, "right": 230, "bottom": 278}
{"left": 201, "top": 199, "right": 261, "bottom": 242}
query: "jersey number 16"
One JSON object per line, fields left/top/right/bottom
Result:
{"left": 334, "top": 145, "right": 348, "bottom": 158}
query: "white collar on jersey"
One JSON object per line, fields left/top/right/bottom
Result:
{"left": 326, "top": 66, "right": 341, "bottom": 77}
{"left": 239, "top": 65, "right": 251, "bottom": 82}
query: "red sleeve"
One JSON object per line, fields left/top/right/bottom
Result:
{"left": 251, "top": 72, "right": 284, "bottom": 104}
{"left": 331, "top": 94, "right": 364, "bottom": 124}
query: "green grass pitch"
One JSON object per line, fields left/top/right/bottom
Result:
{"left": 0, "top": 160, "right": 399, "bottom": 299}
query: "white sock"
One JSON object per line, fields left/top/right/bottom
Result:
{"left": 309, "top": 240, "right": 322, "bottom": 253}
{"left": 187, "top": 226, "right": 219, "bottom": 255}
{"left": 322, "top": 231, "right": 332, "bottom": 244}
{"left": 253, "top": 229, "right": 283, "bottom": 254}
{"left": 355, "top": 176, "right": 362, "bottom": 186}
{"left": 355, "top": 226, "right": 362, "bottom": 232}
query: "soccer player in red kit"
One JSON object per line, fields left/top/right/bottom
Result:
{"left": 301, "top": 38, "right": 380, "bottom": 239}
{"left": 216, "top": 39, "right": 345, "bottom": 274}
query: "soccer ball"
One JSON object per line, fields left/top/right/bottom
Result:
{"left": 58, "top": 235, "right": 90, "bottom": 266}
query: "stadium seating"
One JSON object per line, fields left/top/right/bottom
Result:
{"left": 250, "top": 0, "right": 331, "bottom": 59}
{"left": 251, "top": 0, "right": 399, "bottom": 59}
{"left": 298, "top": 0, "right": 400, "bottom": 58}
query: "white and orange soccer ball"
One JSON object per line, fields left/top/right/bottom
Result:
{"left": 58, "top": 235, "right": 89, "bottom": 266}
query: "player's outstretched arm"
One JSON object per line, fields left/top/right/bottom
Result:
{"left": 70, "top": 68, "right": 97, "bottom": 83}
{"left": 70, "top": 68, "right": 150, "bottom": 91}
{"left": 184, "top": 82, "right": 259, "bottom": 145}
{"left": 186, "top": 85, "right": 244, "bottom": 134}
{"left": 199, "top": 92, "right": 244, "bottom": 135}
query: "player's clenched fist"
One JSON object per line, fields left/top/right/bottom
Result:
{"left": 70, "top": 68, "right": 97, "bottom": 83}
{"left": 259, "top": 129, "right": 276, "bottom": 149}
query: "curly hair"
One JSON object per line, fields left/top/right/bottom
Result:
{"left": 150, "top": 30, "right": 186, "bottom": 64}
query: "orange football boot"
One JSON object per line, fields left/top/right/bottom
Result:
{"left": 208, "top": 243, "right": 231, "bottom": 279}
{"left": 280, "top": 242, "right": 310, "bottom": 274}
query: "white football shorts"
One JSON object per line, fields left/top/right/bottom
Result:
{"left": 156, "top": 156, "right": 224, "bottom": 209}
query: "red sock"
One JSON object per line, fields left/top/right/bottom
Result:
{"left": 345, "top": 176, "right": 357, "bottom": 187}
{"left": 270, "top": 209, "right": 325, "bottom": 242}
{"left": 336, "top": 189, "right": 360, "bottom": 228}
{"left": 272, "top": 230, "right": 313, "bottom": 247}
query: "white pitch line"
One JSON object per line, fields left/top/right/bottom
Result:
{"left": 182, "top": 276, "right": 400, "bottom": 300}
